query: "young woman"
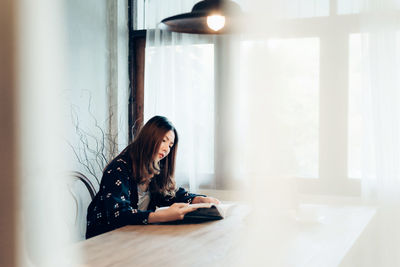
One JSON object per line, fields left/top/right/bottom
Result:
{"left": 86, "top": 116, "right": 219, "bottom": 238}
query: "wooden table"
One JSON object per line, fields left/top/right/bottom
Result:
{"left": 75, "top": 203, "right": 376, "bottom": 267}
{"left": 75, "top": 204, "right": 248, "bottom": 267}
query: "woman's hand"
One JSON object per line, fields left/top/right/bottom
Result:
{"left": 192, "top": 196, "right": 220, "bottom": 205}
{"left": 148, "top": 203, "right": 198, "bottom": 223}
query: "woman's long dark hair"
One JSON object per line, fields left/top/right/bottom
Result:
{"left": 121, "top": 116, "right": 178, "bottom": 195}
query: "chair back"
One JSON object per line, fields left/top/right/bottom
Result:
{"left": 67, "top": 171, "right": 97, "bottom": 241}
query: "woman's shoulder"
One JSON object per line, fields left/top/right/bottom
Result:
{"left": 98, "top": 153, "right": 133, "bottom": 189}
{"left": 103, "top": 153, "right": 132, "bottom": 176}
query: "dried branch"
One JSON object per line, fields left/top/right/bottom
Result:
{"left": 68, "top": 94, "right": 120, "bottom": 186}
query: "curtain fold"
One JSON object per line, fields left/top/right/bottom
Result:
{"left": 356, "top": 1, "right": 400, "bottom": 265}
{"left": 144, "top": 26, "right": 215, "bottom": 191}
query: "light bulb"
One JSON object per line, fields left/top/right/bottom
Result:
{"left": 206, "top": 15, "right": 225, "bottom": 31}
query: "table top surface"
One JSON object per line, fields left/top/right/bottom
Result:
{"left": 75, "top": 203, "right": 376, "bottom": 267}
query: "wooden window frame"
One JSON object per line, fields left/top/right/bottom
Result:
{"left": 128, "top": 28, "right": 146, "bottom": 142}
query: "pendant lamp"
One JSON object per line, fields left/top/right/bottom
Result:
{"left": 160, "top": 0, "right": 242, "bottom": 34}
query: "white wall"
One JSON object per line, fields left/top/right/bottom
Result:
{"left": 62, "top": 0, "right": 129, "bottom": 186}
{"left": 0, "top": 0, "right": 129, "bottom": 265}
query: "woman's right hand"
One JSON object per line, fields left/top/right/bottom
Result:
{"left": 148, "top": 203, "right": 197, "bottom": 223}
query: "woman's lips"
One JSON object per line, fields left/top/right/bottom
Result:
{"left": 159, "top": 153, "right": 164, "bottom": 158}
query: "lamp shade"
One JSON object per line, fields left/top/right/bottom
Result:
{"left": 160, "top": 0, "right": 242, "bottom": 34}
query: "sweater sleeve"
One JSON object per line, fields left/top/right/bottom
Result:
{"left": 174, "top": 187, "right": 205, "bottom": 203}
{"left": 100, "top": 164, "right": 151, "bottom": 227}
{"left": 86, "top": 159, "right": 150, "bottom": 238}
{"left": 150, "top": 187, "right": 206, "bottom": 208}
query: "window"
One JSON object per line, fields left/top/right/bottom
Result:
{"left": 130, "top": 0, "right": 400, "bottom": 195}
{"left": 241, "top": 38, "right": 320, "bottom": 179}
{"left": 144, "top": 43, "right": 215, "bottom": 188}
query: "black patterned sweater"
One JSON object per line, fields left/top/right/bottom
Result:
{"left": 86, "top": 152, "right": 201, "bottom": 239}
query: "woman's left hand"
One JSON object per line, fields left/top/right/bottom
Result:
{"left": 192, "top": 196, "right": 220, "bottom": 205}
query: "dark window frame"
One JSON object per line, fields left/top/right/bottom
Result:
{"left": 128, "top": 29, "right": 146, "bottom": 142}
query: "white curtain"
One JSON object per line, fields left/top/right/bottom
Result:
{"left": 360, "top": 0, "right": 400, "bottom": 204}
{"left": 355, "top": 1, "right": 400, "bottom": 265}
{"left": 144, "top": 0, "right": 216, "bottom": 191}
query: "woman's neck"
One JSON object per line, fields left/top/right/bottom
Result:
{"left": 138, "top": 182, "right": 149, "bottom": 192}
{"left": 139, "top": 174, "right": 153, "bottom": 184}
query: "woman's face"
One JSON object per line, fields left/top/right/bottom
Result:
{"left": 156, "top": 130, "right": 175, "bottom": 161}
